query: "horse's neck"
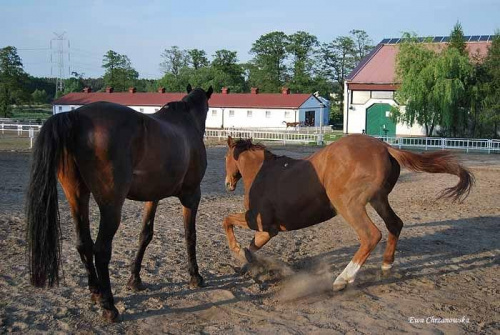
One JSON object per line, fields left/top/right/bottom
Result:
{"left": 238, "top": 150, "right": 266, "bottom": 191}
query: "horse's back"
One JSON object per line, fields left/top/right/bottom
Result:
{"left": 313, "top": 134, "right": 397, "bottom": 202}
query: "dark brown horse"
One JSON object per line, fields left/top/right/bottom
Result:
{"left": 26, "top": 85, "right": 213, "bottom": 321}
{"left": 223, "top": 135, "right": 473, "bottom": 290}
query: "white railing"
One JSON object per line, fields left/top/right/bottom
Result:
{"left": 0, "top": 123, "right": 41, "bottom": 148}
{"left": 375, "top": 136, "right": 500, "bottom": 154}
{"left": 218, "top": 126, "right": 333, "bottom": 133}
{"left": 205, "top": 129, "right": 318, "bottom": 144}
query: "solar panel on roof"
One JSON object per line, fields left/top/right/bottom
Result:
{"left": 432, "top": 36, "right": 443, "bottom": 42}
{"left": 381, "top": 38, "right": 390, "bottom": 44}
{"left": 470, "top": 35, "right": 481, "bottom": 42}
{"left": 442, "top": 36, "right": 450, "bottom": 42}
{"left": 479, "top": 35, "right": 489, "bottom": 41}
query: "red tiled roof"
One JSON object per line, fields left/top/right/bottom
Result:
{"left": 348, "top": 41, "right": 492, "bottom": 85}
{"left": 53, "top": 92, "right": 313, "bottom": 109}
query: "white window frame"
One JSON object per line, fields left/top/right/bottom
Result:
{"left": 265, "top": 111, "right": 271, "bottom": 118}
{"left": 247, "top": 110, "right": 252, "bottom": 117}
{"left": 212, "top": 109, "right": 217, "bottom": 117}
{"left": 229, "top": 110, "right": 235, "bottom": 117}
{"left": 284, "top": 111, "right": 291, "bottom": 118}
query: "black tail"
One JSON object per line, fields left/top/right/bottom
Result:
{"left": 26, "top": 112, "right": 78, "bottom": 287}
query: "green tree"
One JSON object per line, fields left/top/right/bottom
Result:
{"left": 160, "top": 46, "right": 188, "bottom": 76}
{"left": 0, "top": 46, "right": 29, "bottom": 117}
{"left": 449, "top": 22, "right": 467, "bottom": 56}
{"left": 392, "top": 33, "right": 473, "bottom": 136}
{"left": 318, "top": 36, "right": 356, "bottom": 119}
{"left": 102, "top": 50, "right": 138, "bottom": 91}
{"left": 188, "top": 49, "right": 209, "bottom": 70}
{"left": 31, "top": 89, "right": 49, "bottom": 104}
{"left": 211, "top": 49, "right": 246, "bottom": 92}
{"left": 350, "top": 29, "right": 374, "bottom": 62}
{"left": 287, "top": 31, "right": 319, "bottom": 93}
{"left": 249, "top": 31, "right": 290, "bottom": 92}
{"left": 480, "top": 31, "right": 500, "bottom": 137}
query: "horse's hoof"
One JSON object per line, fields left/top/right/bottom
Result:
{"left": 240, "top": 262, "right": 251, "bottom": 275}
{"left": 381, "top": 263, "right": 393, "bottom": 272}
{"left": 333, "top": 278, "right": 348, "bottom": 292}
{"left": 126, "top": 277, "right": 145, "bottom": 292}
{"left": 189, "top": 274, "right": 205, "bottom": 289}
{"left": 333, "top": 282, "right": 347, "bottom": 291}
{"left": 243, "top": 248, "right": 255, "bottom": 263}
{"left": 102, "top": 307, "right": 120, "bottom": 323}
{"left": 91, "top": 292, "right": 102, "bottom": 304}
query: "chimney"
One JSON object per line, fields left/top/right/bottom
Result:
{"left": 83, "top": 87, "right": 92, "bottom": 93}
{"left": 281, "top": 87, "right": 290, "bottom": 95}
{"left": 128, "top": 87, "right": 137, "bottom": 93}
{"left": 251, "top": 87, "right": 259, "bottom": 94}
{"left": 106, "top": 87, "right": 114, "bottom": 93}
{"left": 157, "top": 87, "right": 166, "bottom": 93}
{"left": 221, "top": 87, "right": 230, "bottom": 94}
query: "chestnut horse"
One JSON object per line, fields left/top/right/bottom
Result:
{"left": 26, "top": 85, "right": 213, "bottom": 321}
{"left": 223, "top": 135, "right": 473, "bottom": 291}
{"left": 282, "top": 121, "right": 301, "bottom": 128}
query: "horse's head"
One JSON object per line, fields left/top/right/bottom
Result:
{"left": 225, "top": 136, "right": 241, "bottom": 191}
{"left": 183, "top": 85, "right": 213, "bottom": 133}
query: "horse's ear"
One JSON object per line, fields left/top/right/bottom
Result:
{"left": 227, "top": 136, "right": 236, "bottom": 148}
{"left": 186, "top": 84, "right": 192, "bottom": 93}
{"left": 206, "top": 86, "right": 213, "bottom": 99}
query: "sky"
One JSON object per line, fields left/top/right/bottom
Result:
{"left": 1, "top": 0, "right": 499, "bottom": 79}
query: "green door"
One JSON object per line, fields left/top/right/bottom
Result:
{"left": 366, "top": 104, "right": 396, "bottom": 136}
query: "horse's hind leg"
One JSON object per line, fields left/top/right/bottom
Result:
{"left": 93, "top": 202, "right": 123, "bottom": 322}
{"left": 127, "top": 200, "right": 158, "bottom": 291}
{"left": 179, "top": 188, "right": 204, "bottom": 289}
{"left": 59, "top": 164, "right": 100, "bottom": 301}
{"left": 333, "top": 204, "right": 382, "bottom": 291}
{"left": 370, "top": 195, "right": 404, "bottom": 271}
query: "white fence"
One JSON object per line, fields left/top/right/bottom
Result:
{"left": 205, "top": 128, "right": 318, "bottom": 144}
{"left": 375, "top": 136, "right": 500, "bottom": 154}
{"left": 0, "top": 123, "right": 41, "bottom": 149}
{"left": 1, "top": 123, "right": 500, "bottom": 153}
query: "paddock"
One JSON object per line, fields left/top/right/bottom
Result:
{"left": 0, "top": 146, "right": 498, "bottom": 333}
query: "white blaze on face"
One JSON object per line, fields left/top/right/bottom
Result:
{"left": 334, "top": 261, "right": 361, "bottom": 286}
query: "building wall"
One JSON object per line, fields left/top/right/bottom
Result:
{"left": 54, "top": 96, "right": 328, "bottom": 130}
{"left": 298, "top": 96, "right": 329, "bottom": 127}
{"left": 343, "top": 87, "right": 426, "bottom": 136}
{"left": 53, "top": 104, "right": 160, "bottom": 114}
{"left": 206, "top": 107, "right": 299, "bottom": 129}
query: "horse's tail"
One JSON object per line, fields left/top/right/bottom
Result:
{"left": 26, "top": 111, "right": 79, "bottom": 287}
{"left": 387, "top": 146, "right": 474, "bottom": 202}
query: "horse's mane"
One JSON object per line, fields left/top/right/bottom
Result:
{"left": 233, "top": 138, "right": 267, "bottom": 159}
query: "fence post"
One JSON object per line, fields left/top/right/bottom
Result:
{"left": 17, "top": 125, "right": 22, "bottom": 136}
{"left": 488, "top": 139, "right": 492, "bottom": 154}
{"left": 441, "top": 138, "right": 445, "bottom": 150}
{"left": 29, "top": 127, "right": 34, "bottom": 149}
{"left": 1, "top": 123, "right": 3, "bottom": 135}
{"left": 425, "top": 137, "right": 428, "bottom": 151}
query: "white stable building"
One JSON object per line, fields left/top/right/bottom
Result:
{"left": 53, "top": 87, "right": 329, "bottom": 129}
{"left": 344, "top": 35, "right": 493, "bottom": 136}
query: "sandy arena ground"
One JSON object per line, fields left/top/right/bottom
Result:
{"left": 0, "top": 144, "right": 499, "bottom": 334}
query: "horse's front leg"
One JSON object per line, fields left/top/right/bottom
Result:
{"left": 222, "top": 212, "right": 250, "bottom": 263}
{"left": 127, "top": 200, "right": 159, "bottom": 291}
{"left": 179, "top": 189, "right": 204, "bottom": 288}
